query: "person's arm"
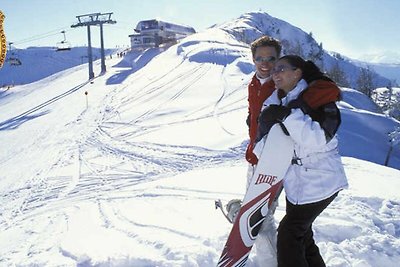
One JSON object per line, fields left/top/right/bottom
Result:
{"left": 282, "top": 102, "right": 341, "bottom": 148}
{"left": 317, "top": 102, "right": 341, "bottom": 142}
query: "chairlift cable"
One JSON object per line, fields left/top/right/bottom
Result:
{"left": 11, "top": 25, "right": 73, "bottom": 45}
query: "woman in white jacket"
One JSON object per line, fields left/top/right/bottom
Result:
{"left": 256, "top": 55, "right": 348, "bottom": 267}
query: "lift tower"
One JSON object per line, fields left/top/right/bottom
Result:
{"left": 71, "top": 12, "right": 116, "bottom": 80}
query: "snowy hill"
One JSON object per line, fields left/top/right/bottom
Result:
{"left": 0, "top": 11, "right": 400, "bottom": 267}
{"left": 216, "top": 11, "right": 393, "bottom": 88}
{"left": 0, "top": 46, "right": 116, "bottom": 86}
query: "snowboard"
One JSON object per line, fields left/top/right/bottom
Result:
{"left": 217, "top": 124, "right": 294, "bottom": 267}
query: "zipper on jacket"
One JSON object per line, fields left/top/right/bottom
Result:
{"left": 293, "top": 151, "right": 302, "bottom": 205}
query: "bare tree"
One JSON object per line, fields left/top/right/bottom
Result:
{"left": 356, "top": 66, "right": 376, "bottom": 98}
{"left": 386, "top": 82, "right": 394, "bottom": 110}
{"left": 327, "top": 61, "right": 350, "bottom": 87}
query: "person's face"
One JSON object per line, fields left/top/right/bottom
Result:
{"left": 271, "top": 59, "right": 302, "bottom": 93}
{"left": 252, "top": 46, "right": 278, "bottom": 79}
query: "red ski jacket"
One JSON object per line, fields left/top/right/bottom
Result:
{"left": 302, "top": 79, "right": 341, "bottom": 109}
{"left": 245, "top": 75, "right": 275, "bottom": 165}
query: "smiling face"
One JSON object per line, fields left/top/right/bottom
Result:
{"left": 252, "top": 46, "right": 278, "bottom": 79}
{"left": 272, "top": 59, "right": 302, "bottom": 93}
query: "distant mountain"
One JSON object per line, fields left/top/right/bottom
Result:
{"left": 358, "top": 61, "right": 400, "bottom": 86}
{"left": 358, "top": 51, "right": 400, "bottom": 64}
{"left": 344, "top": 55, "right": 400, "bottom": 85}
{"left": 215, "top": 11, "right": 392, "bottom": 88}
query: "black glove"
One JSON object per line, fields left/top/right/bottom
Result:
{"left": 259, "top": 104, "right": 291, "bottom": 123}
{"left": 255, "top": 119, "right": 276, "bottom": 142}
{"left": 255, "top": 105, "right": 291, "bottom": 142}
{"left": 246, "top": 114, "right": 251, "bottom": 129}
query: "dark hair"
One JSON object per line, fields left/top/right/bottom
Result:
{"left": 251, "top": 35, "right": 282, "bottom": 57}
{"left": 278, "top": 55, "right": 332, "bottom": 84}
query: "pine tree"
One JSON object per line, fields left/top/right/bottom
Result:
{"left": 282, "top": 39, "right": 304, "bottom": 58}
{"left": 291, "top": 40, "right": 304, "bottom": 58}
{"left": 307, "top": 32, "right": 313, "bottom": 42}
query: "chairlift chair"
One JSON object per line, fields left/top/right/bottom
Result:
{"left": 56, "top": 30, "right": 71, "bottom": 51}
{"left": 56, "top": 41, "right": 71, "bottom": 51}
{"left": 7, "top": 57, "right": 22, "bottom": 66}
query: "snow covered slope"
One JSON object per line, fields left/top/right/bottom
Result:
{"left": 0, "top": 46, "right": 115, "bottom": 86}
{"left": 0, "top": 12, "right": 400, "bottom": 267}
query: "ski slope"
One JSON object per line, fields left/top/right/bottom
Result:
{"left": 1, "top": 26, "right": 400, "bottom": 266}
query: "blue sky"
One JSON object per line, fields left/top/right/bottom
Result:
{"left": 1, "top": 0, "right": 399, "bottom": 59}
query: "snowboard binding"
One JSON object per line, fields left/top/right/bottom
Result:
{"left": 215, "top": 199, "right": 242, "bottom": 224}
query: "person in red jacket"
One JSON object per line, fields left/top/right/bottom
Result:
{"left": 244, "top": 35, "right": 283, "bottom": 265}
{"left": 221, "top": 36, "right": 282, "bottom": 266}
{"left": 246, "top": 36, "right": 282, "bottom": 165}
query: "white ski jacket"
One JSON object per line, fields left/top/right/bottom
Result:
{"left": 255, "top": 79, "right": 348, "bottom": 205}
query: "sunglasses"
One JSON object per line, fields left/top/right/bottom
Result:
{"left": 271, "top": 65, "right": 297, "bottom": 75}
{"left": 254, "top": 56, "right": 276, "bottom": 63}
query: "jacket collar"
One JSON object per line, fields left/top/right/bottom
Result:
{"left": 280, "top": 79, "right": 308, "bottom": 105}
{"left": 255, "top": 73, "right": 272, "bottom": 85}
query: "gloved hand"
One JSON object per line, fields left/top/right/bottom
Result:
{"left": 226, "top": 199, "right": 242, "bottom": 224}
{"left": 259, "top": 104, "right": 291, "bottom": 123}
{"left": 256, "top": 105, "right": 291, "bottom": 141}
{"left": 246, "top": 114, "right": 251, "bottom": 129}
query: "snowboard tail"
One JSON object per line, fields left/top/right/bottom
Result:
{"left": 217, "top": 124, "right": 294, "bottom": 267}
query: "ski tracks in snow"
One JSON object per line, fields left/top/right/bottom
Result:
{"left": 0, "top": 62, "right": 245, "bottom": 233}
{"left": 1, "top": 53, "right": 400, "bottom": 266}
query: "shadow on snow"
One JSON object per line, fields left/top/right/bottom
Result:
{"left": 0, "top": 81, "right": 89, "bottom": 131}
